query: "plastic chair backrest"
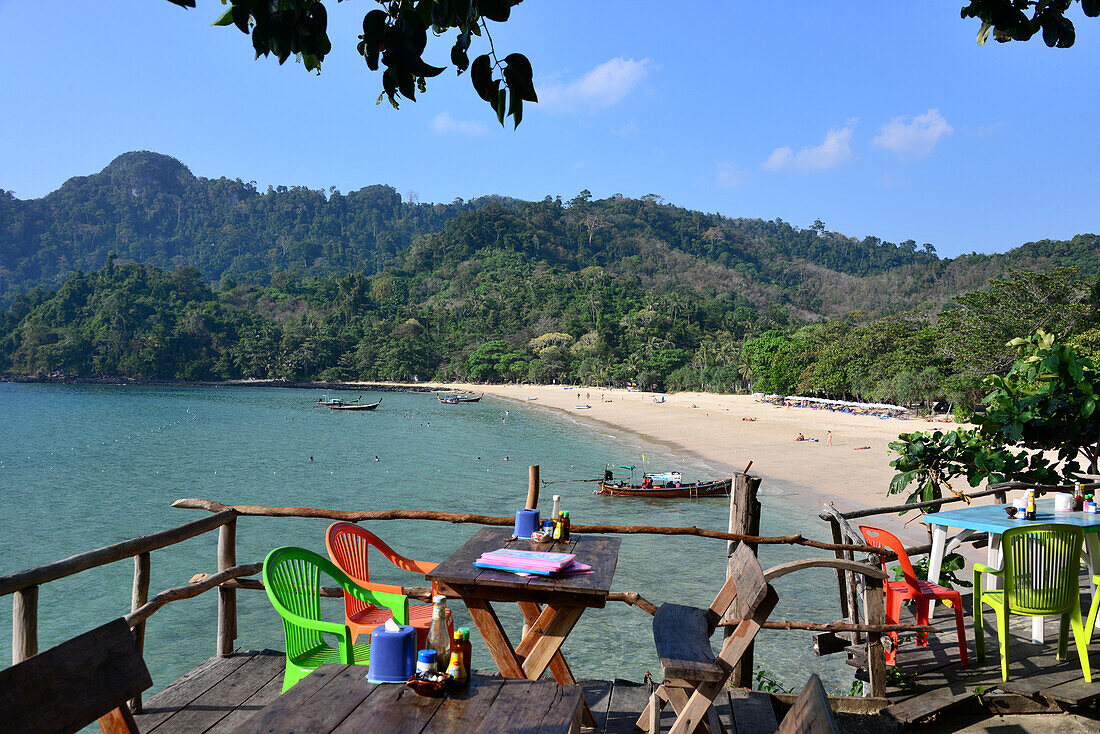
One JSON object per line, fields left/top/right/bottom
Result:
{"left": 1001, "top": 523, "right": 1084, "bottom": 614}
{"left": 264, "top": 546, "right": 348, "bottom": 660}
{"left": 859, "top": 525, "right": 919, "bottom": 589}
{"left": 326, "top": 522, "right": 438, "bottom": 616}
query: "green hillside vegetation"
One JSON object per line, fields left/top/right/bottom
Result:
{"left": 2, "top": 152, "right": 1099, "bottom": 407}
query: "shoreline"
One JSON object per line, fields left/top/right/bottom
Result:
{"left": 4, "top": 375, "right": 947, "bottom": 543}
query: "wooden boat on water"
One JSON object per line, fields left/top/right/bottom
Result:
{"left": 596, "top": 466, "right": 731, "bottom": 498}
{"left": 438, "top": 392, "right": 482, "bottom": 404}
{"left": 316, "top": 395, "right": 352, "bottom": 407}
{"left": 330, "top": 398, "right": 382, "bottom": 411}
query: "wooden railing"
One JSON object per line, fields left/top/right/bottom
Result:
{"left": 1, "top": 466, "right": 930, "bottom": 713}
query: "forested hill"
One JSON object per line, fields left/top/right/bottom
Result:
{"left": 3, "top": 151, "right": 1097, "bottom": 319}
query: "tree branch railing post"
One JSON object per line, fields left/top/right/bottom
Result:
{"left": 727, "top": 470, "right": 761, "bottom": 687}
{"left": 217, "top": 518, "right": 237, "bottom": 658}
{"left": 12, "top": 586, "right": 38, "bottom": 665}
{"left": 863, "top": 575, "right": 887, "bottom": 698}
{"left": 129, "top": 552, "right": 151, "bottom": 713}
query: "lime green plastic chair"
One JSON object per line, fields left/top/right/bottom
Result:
{"left": 974, "top": 524, "right": 1091, "bottom": 682}
{"left": 263, "top": 546, "right": 409, "bottom": 692}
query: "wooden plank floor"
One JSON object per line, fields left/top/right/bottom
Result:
{"left": 135, "top": 657, "right": 770, "bottom": 733}
{"left": 854, "top": 578, "right": 1100, "bottom": 725}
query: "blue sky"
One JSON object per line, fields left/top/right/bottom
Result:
{"left": 2, "top": 1, "right": 1098, "bottom": 258}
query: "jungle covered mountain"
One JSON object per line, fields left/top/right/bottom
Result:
{"left": 4, "top": 151, "right": 1097, "bottom": 319}
{"left": 2, "top": 152, "right": 1100, "bottom": 407}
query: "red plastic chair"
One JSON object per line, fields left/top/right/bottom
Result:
{"left": 325, "top": 521, "right": 453, "bottom": 649}
{"left": 859, "top": 525, "right": 968, "bottom": 667}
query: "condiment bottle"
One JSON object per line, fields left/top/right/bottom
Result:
{"left": 446, "top": 631, "right": 467, "bottom": 683}
{"left": 551, "top": 495, "right": 561, "bottom": 522}
{"left": 426, "top": 595, "right": 451, "bottom": 665}
{"left": 560, "top": 510, "right": 571, "bottom": 542}
{"left": 1025, "top": 489, "right": 1037, "bottom": 521}
{"left": 458, "top": 627, "right": 472, "bottom": 680}
{"left": 417, "top": 649, "right": 437, "bottom": 673}
{"left": 1074, "top": 482, "right": 1085, "bottom": 511}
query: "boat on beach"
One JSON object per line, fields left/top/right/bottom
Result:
{"left": 330, "top": 398, "right": 382, "bottom": 411}
{"left": 596, "top": 465, "right": 731, "bottom": 497}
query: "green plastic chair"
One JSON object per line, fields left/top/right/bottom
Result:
{"left": 263, "top": 546, "right": 409, "bottom": 692}
{"left": 974, "top": 524, "right": 1091, "bottom": 682}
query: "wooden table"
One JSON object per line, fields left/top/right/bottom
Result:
{"left": 425, "top": 527, "right": 620, "bottom": 728}
{"left": 238, "top": 666, "right": 583, "bottom": 733}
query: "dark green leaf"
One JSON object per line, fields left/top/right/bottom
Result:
{"left": 213, "top": 7, "right": 236, "bottom": 27}
{"left": 478, "top": 0, "right": 511, "bottom": 23}
{"left": 495, "top": 87, "right": 507, "bottom": 125}
{"left": 503, "top": 52, "right": 538, "bottom": 102}
{"left": 471, "top": 54, "right": 495, "bottom": 101}
{"left": 508, "top": 90, "right": 522, "bottom": 127}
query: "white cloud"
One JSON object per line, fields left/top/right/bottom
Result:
{"left": 539, "top": 57, "right": 652, "bottom": 111}
{"left": 872, "top": 108, "right": 953, "bottom": 159}
{"left": 762, "top": 121, "right": 856, "bottom": 173}
{"left": 430, "top": 111, "right": 488, "bottom": 135}
{"left": 716, "top": 161, "right": 748, "bottom": 188}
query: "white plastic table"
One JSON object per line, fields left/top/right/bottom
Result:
{"left": 922, "top": 502, "right": 1100, "bottom": 643}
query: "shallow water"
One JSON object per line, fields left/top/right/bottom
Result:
{"left": 0, "top": 382, "right": 855, "bottom": 694}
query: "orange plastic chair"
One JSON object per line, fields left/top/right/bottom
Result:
{"left": 325, "top": 521, "right": 453, "bottom": 649}
{"left": 859, "top": 525, "right": 968, "bottom": 668}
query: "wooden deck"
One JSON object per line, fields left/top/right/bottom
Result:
{"left": 132, "top": 579, "right": 1100, "bottom": 734}
{"left": 132, "top": 651, "right": 785, "bottom": 733}
{"left": 856, "top": 581, "right": 1100, "bottom": 726}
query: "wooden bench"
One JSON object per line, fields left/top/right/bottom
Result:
{"left": 639, "top": 543, "right": 837, "bottom": 734}
{"left": 638, "top": 542, "right": 779, "bottom": 734}
{"left": 0, "top": 617, "right": 152, "bottom": 734}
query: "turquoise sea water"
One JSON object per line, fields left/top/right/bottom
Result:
{"left": 0, "top": 382, "right": 855, "bottom": 694}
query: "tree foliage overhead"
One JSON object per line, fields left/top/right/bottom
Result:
{"left": 962, "top": 0, "right": 1099, "bottom": 47}
{"left": 210, "top": 0, "right": 536, "bottom": 125}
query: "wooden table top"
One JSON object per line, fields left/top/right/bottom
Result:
{"left": 238, "top": 666, "right": 583, "bottom": 734}
{"left": 426, "top": 527, "right": 621, "bottom": 606}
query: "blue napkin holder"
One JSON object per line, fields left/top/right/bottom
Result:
{"left": 515, "top": 508, "right": 540, "bottom": 538}
{"left": 367, "top": 624, "right": 416, "bottom": 683}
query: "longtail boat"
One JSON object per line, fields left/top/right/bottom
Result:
{"left": 438, "top": 392, "right": 482, "bottom": 403}
{"left": 596, "top": 465, "right": 731, "bottom": 498}
{"left": 329, "top": 398, "right": 382, "bottom": 411}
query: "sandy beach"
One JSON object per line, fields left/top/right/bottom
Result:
{"left": 384, "top": 381, "right": 964, "bottom": 545}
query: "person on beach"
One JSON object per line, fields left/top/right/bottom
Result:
{"left": 795, "top": 432, "right": 805, "bottom": 441}
{"left": 826, "top": 430, "right": 832, "bottom": 446}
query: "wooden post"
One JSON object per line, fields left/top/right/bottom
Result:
{"left": 129, "top": 552, "right": 151, "bottom": 713}
{"left": 12, "top": 586, "right": 38, "bottom": 664}
{"left": 827, "top": 517, "right": 850, "bottom": 624}
{"left": 863, "top": 578, "right": 887, "bottom": 698}
{"left": 727, "top": 471, "right": 761, "bottom": 687}
{"left": 217, "top": 519, "right": 237, "bottom": 657}
{"left": 526, "top": 465, "right": 540, "bottom": 510}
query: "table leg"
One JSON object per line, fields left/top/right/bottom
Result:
{"left": 517, "top": 601, "right": 577, "bottom": 684}
{"left": 516, "top": 604, "right": 585, "bottom": 680}
{"left": 463, "top": 598, "right": 525, "bottom": 678}
{"left": 1086, "top": 533, "right": 1100, "bottom": 630}
{"left": 927, "top": 525, "right": 947, "bottom": 619}
{"left": 986, "top": 534, "right": 1002, "bottom": 590}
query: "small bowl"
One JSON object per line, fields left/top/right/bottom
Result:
{"left": 407, "top": 671, "right": 451, "bottom": 697}
{"left": 1005, "top": 506, "right": 1018, "bottom": 518}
